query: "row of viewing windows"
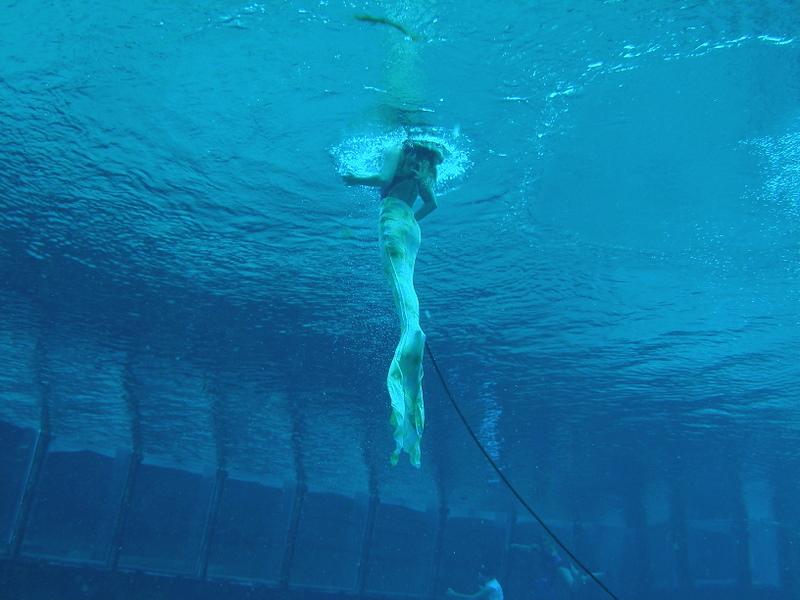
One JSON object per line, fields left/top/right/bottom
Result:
{"left": 0, "top": 421, "right": 782, "bottom": 594}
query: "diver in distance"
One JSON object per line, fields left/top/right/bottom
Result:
{"left": 446, "top": 570, "right": 504, "bottom": 600}
{"left": 343, "top": 139, "right": 445, "bottom": 467}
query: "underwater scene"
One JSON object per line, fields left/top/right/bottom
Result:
{"left": 1, "top": 1, "right": 799, "bottom": 599}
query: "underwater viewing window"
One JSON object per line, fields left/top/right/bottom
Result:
{"left": 364, "top": 502, "right": 437, "bottom": 596}
{"left": 648, "top": 522, "right": 680, "bottom": 589}
{"left": 749, "top": 520, "right": 780, "bottom": 587}
{"left": 289, "top": 491, "right": 367, "bottom": 590}
{"left": 117, "top": 462, "right": 214, "bottom": 574}
{"left": 206, "top": 477, "right": 294, "bottom": 582}
{"left": 581, "top": 523, "right": 626, "bottom": 586}
{"left": 0, "top": 422, "right": 38, "bottom": 553}
{"left": 687, "top": 521, "right": 739, "bottom": 587}
{"left": 503, "top": 518, "right": 575, "bottom": 598}
{"left": 439, "top": 515, "right": 506, "bottom": 593}
{"left": 20, "top": 446, "right": 128, "bottom": 564}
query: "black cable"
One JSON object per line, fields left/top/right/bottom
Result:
{"left": 425, "top": 341, "right": 620, "bottom": 600}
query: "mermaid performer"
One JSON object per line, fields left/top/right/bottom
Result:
{"left": 343, "top": 139, "right": 444, "bottom": 467}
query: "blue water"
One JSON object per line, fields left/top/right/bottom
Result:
{"left": 1, "top": 1, "right": 799, "bottom": 599}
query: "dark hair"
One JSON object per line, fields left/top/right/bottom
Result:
{"left": 402, "top": 139, "right": 445, "bottom": 165}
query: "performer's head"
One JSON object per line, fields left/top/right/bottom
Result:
{"left": 402, "top": 139, "right": 445, "bottom": 165}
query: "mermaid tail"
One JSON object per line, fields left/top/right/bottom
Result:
{"left": 387, "top": 329, "right": 426, "bottom": 467}
{"left": 380, "top": 198, "right": 425, "bottom": 467}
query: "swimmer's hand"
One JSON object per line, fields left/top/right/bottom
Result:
{"left": 410, "top": 166, "right": 435, "bottom": 185}
{"left": 342, "top": 172, "right": 387, "bottom": 187}
{"left": 342, "top": 172, "right": 361, "bottom": 186}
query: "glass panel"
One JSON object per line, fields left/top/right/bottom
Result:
{"left": 688, "top": 521, "right": 737, "bottom": 585}
{"left": 290, "top": 492, "right": 367, "bottom": 590}
{"left": 21, "top": 447, "right": 128, "bottom": 563}
{"left": 582, "top": 524, "right": 626, "bottom": 592}
{"left": 207, "top": 478, "right": 293, "bottom": 582}
{"left": 0, "top": 422, "right": 37, "bottom": 551}
{"left": 506, "top": 519, "right": 572, "bottom": 600}
{"left": 439, "top": 515, "right": 506, "bottom": 594}
{"left": 749, "top": 519, "right": 779, "bottom": 587}
{"left": 117, "top": 462, "right": 213, "bottom": 574}
{"left": 648, "top": 522, "right": 678, "bottom": 589}
{"left": 617, "top": 525, "right": 650, "bottom": 596}
{"left": 365, "top": 502, "right": 437, "bottom": 595}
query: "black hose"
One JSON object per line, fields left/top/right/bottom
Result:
{"left": 425, "top": 341, "right": 620, "bottom": 600}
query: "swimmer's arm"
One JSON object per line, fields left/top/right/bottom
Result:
{"left": 342, "top": 147, "right": 401, "bottom": 187}
{"left": 342, "top": 173, "right": 384, "bottom": 186}
{"left": 414, "top": 179, "right": 438, "bottom": 221}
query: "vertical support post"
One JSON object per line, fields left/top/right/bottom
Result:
{"left": 108, "top": 452, "right": 140, "bottom": 569}
{"left": 198, "top": 376, "right": 229, "bottom": 579}
{"left": 356, "top": 493, "right": 379, "bottom": 594}
{"left": 429, "top": 502, "right": 449, "bottom": 599}
{"left": 279, "top": 388, "right": 307, "bottom": 589}
{"left": 10, "top": 335, "right": 53, "bottom": 556}
{"left": 572, "top": 518, "right": 585, "bottom": 558}
{"left": 196, "top": 468, "right": 226, "bottom": 578}
{"left": 670, "top": 481, "right": 691, "bottom": 591}
{"left": 110, "top": 351, "right": 144, "bottom": 570}
{"left": 622, "top": 469, "right": 651, "bottom": 598}
{"left": 499, "top": 510, "right": 516, "bottom": 585}
{"left": 8, "top": 428, "right": 49, "bottom": 557}
{"left": 731, "top": 471, "right": 751, "bottom": 592}
{"left": 772, "top": 472, "right": 799, "bottom": 597}
{"left": 279, "top": 482, "right": 307, "bottom": 588}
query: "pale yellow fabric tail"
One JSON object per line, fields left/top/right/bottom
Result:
{"left": 379, "top": 198, "right": 426, "bottom": 467}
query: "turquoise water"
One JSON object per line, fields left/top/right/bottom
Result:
{"left": 1, "top": 1, "right": 799, "bottom": 598}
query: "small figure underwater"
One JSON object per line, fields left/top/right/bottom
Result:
{"left": 446, "top": 571, "right": 504, "bottom": 600}
{"left": 343, "top": 139, "right": 445, "bottom": 467}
